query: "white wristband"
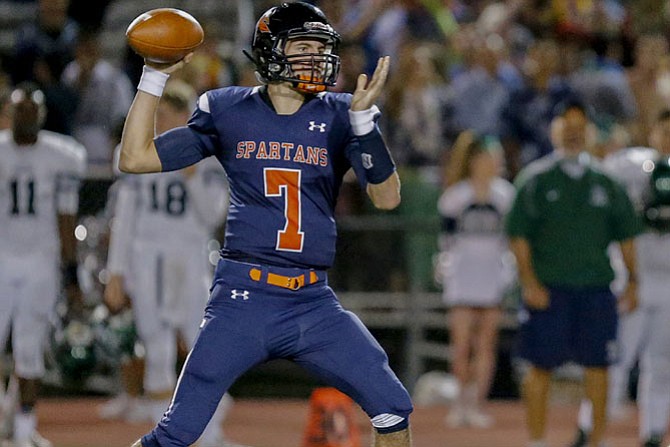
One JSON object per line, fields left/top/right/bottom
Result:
{"left": 348, "top": 105, "right": 380, "bottom": 136}
{"left": 138, "top": 65, "right": 170, "bottom": 97}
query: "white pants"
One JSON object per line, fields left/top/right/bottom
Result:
{"left": 0, "top": 255, "right": 58, "bottom": 379}
{"left": 637, "top": 275, "right": 670, "bottom": 439}
{"left": 127, "top": 242, "right": 211, "bottom": 393}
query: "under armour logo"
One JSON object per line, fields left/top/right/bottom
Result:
{"left": 230, "top": 289, "right": 250, "bottom": 300}
{"left": 361, "top": 153, "right": 374, "bottom": 169}
{"left": 309, "top": 121, "right": 327, "bottom": 132}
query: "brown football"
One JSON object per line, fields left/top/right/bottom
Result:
{"left": 126, "top": 8, "right": 204, "bottom": 64}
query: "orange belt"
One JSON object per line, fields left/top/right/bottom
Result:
{"left": 249, "top": 268, "right": 319, "bottom": 291}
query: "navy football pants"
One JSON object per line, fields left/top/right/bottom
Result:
{"left": 142, "top": 259, "right": 413, "bottom": 447}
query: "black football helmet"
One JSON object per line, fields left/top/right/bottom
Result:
{"left": 247, "top": 2, "right": 341, "bottom": 93}
{"left": 10, "top": 82, "right": 46, "bottom": 143}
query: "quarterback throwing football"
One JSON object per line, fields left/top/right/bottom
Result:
{"left": 120, "top": 3, "right": 413, "bottom": 447}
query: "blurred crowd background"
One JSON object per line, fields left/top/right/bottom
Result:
{"left": 1, "top": 0, "right": 669, "bottom": 396}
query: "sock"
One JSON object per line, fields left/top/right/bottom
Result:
{"left": 465, "top": 383, "right": 480, "bottom": 412}
{"left": 451, "top": 385, "right": 465, "bottom": 412}
{"left": 577, "top": 399, "right": 593, "bottom": 432}
{"left": 14, "top": 410, "right": 36, "bottom": 442}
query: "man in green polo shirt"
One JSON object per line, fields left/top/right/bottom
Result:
{"left": 505, "top": 98, "right": 643, "bottom": 447}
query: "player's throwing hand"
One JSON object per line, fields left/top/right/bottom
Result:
{"left": 351, "top": 56, "right": 390, "bottom": 112}
{"left": 145, "top": 52, "right": 195, "bottom": 74}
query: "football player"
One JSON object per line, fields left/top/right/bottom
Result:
{"left": 119, "top": 2, "right": 413, "bottom": 447}
{"left": 573, "top": 110, "right": 670, "bottom": 447}
{"left": 103, "top": 79, "right": 231, "bottom": 445}
{"left": 0, "top": 82, "right": 86, "bottom": 447}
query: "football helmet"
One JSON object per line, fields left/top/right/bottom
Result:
{"left": 644, "top": 155, "right": 670, "bottom": 232}
{"left": 9, "top": 82, "right": 46, "bottom": 143}
{"left": 247, "top": 2, "right": 341, "bottom": 93}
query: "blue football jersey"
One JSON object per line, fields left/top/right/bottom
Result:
{"left": 155, "top": 86, "right": 367, "bottom": 269}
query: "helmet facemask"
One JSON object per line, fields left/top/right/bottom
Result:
{"left": 271, "top": 29, "right": 341, "bottom": 93}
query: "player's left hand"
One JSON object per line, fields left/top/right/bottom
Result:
{"left": 351, "top": 56, "right": 390, "bottom": 112}
{"left": 618, "top": 281, "right": 638, "bottom": 314}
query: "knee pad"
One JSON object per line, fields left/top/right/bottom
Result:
{"left": 13, "top": 335, "right": 45, "bottom": 379}
{"left": 371, "top": 413, "right": 409, "bottom": 434}
{"left": 143, "top": 332, "right": 176, "bottom": 393}
{"left": 361, "top": 371, "right": 413, "bottom": 434}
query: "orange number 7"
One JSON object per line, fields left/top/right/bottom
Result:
{"left": 264, "top": 168, "right": 304, "bottom": 252}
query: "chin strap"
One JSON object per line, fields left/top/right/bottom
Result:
{"left": 293, "top": 74, "right": 326, "bottom": 93}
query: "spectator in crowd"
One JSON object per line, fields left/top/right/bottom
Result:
{"left": 11, "top": 0, "right": 78, "bottom": 85}
{"left": 67, "top": 0, "right": 113, "bottom": 30}
{"left": 569, "top": 33, "right": 637, "bottom": 132}
{"left": 436, "top": 131, "right": 515, "bottom": 428}
{"left": 103, "top": 80, "right": 231, "bottom": 446}
{"left": 505, "top": 98, "right": 642, "bottom": 447}
{"left": 60, "top": 29, "right": 133, "bottom": 214}
{"left": 501, "top": 38, "right": 575, "bottom": 178}
{"left": 447, "top": 29, "right": 513, "bottom": 140}
{"left": 11, "top": 0, "right": 79, "bottom": 135}
{"left": 337, "top": 0, "right": 404, "bottom": 75}
{"left": 0, "top": 82, "right": 86, "bottom": 447}
{"left": 338, "top": 0, "right": 445, "bottom": 76}
{"left": 551, "top": 0, "right": 628, "bottom": 37}
{"left": 626, "top": 34, "right": 670, "bottom": 146}
{"left": 385, "top": 41, "right": 449, "bottom": 166}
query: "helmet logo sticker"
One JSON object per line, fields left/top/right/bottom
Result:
{"left": 258, "top": 13, "right": 271, "bottom": 33}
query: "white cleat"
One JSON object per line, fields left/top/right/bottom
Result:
{"left": 124, "top": 399, "right": 152, "bottom": 424}
{"left": 464, "top": 408, "right": 494, "bottom": 428}
{"left": 98, "top": 394, "right": 130, "bottom": 420}
{"left": 445, "top": 407, "right": 467, "bottom": 428}
{"left": 10, "top": 432, "right": 53, "bottom": 447}
{"left": 607, "top": 404, "right": 633, "bottom": 422}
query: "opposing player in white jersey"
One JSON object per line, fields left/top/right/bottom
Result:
{"left": 0, "top": 83, "right": 86, "bottom": 447}
{"left": 572, "top": 145, "right": 656, "bottom": 447}
{"left": 103, "top": 80, "right": 231, "bottom": 446}
{"left": 575, "top": 110, "right": 670, "bottom": 447}
{"left": 436, "top": 131, "right": 516, "bottom": 428}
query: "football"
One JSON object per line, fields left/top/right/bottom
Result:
{"left": 126, "top": 8, "right": 204, "bottom": 64}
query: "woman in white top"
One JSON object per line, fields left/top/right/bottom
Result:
{"left": 436, "top": 130, "right": 516, "bottom": 428}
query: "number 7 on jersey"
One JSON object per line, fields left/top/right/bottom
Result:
{"left": 264, "top": 168, "right": 304, "bottom": 252}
